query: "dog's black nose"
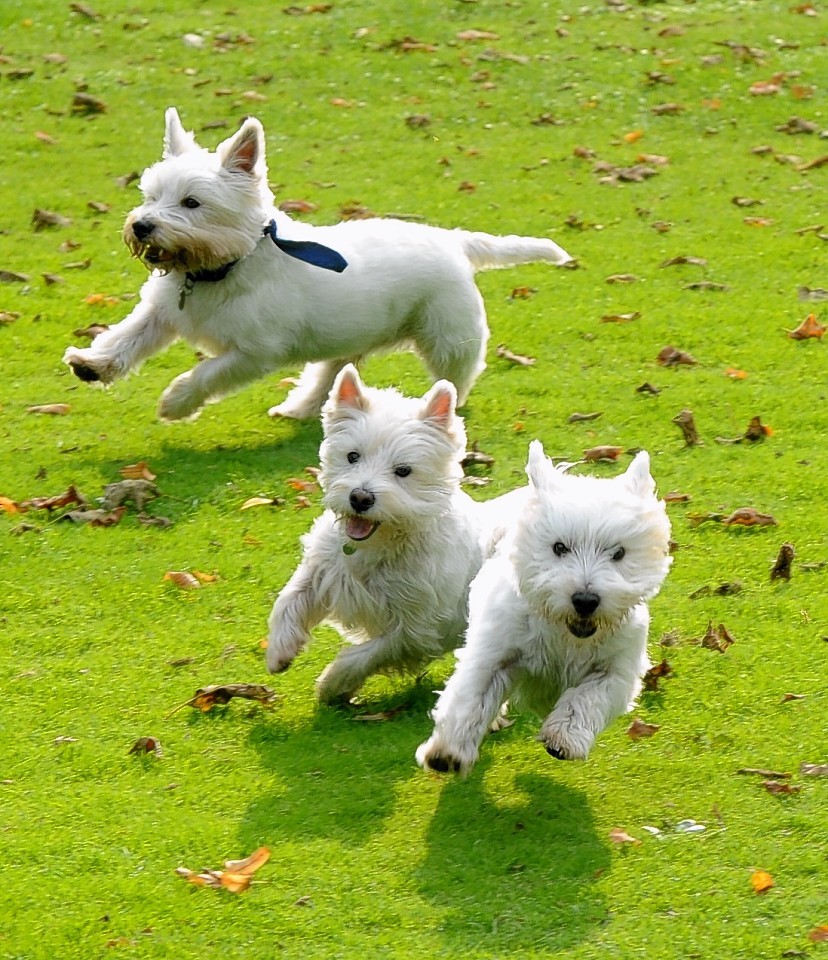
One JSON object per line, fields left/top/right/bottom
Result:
{"left": 571, "top": 591, "right": 600, "bottom": 617}
{"left": 349, "top": 488, "right": 375, "bottom": 514}
{"left": 131, "top": 219, "right": 155, "bottom": 241}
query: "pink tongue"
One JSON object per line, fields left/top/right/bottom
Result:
{"left": 346, "top": 516, "right": 377, "bottom": 541}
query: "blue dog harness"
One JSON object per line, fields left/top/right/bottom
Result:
{"left": 178, "top": 219, "right": 348, "bottom": 309}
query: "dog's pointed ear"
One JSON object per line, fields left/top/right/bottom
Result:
{"left": 620, "top": 451, "right": 655, "bottom": 498}
{"left": 163, "top": 108, "right": 198, "bottom": 159}
{"left": 526, "top": 440, "right": 555, "bottom": 491}
{"left": 217, "top": 117, "right": 265, "bottom": 177}
{"left": 330, "top": 364, "right": 368, "bottom": 411}
{"left": 420, "top": 380, "right": 457, "bottom": 430}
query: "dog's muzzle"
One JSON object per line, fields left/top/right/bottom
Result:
{"left": 567, "top": 591, "right": 600, "bottom": 637}
{"left": 566, "top": 618, "right": 598, "bottom": 639}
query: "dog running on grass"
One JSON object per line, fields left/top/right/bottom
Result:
{"left": 416, "top": 442, "right": 672, "bottom": 775}
{"left": 264, "top": 365, "right": 512, "bottom": 704}
{"left": 63, "top": 108, "right": 572, "bottom": 422}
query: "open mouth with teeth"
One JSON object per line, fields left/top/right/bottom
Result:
{"left": 140, "top": 245, "right": 177, "bottom": 266}
{"left": 344, "top": 515, "right": 381, "bottom": 542}
{"left": 567, "top": 618, "right": 598, "bottom": 639}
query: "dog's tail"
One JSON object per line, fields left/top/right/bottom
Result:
{"left": 459, "top": 230, "right": 572, "bottom": 270}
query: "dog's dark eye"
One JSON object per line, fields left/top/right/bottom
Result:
{"left": 612, "top": 546, "right": 626, "bottom": 562}
{"left": 394, "top": 465, "right": 412, "bottom": 478}
{"left": 347, "top": 451, "right": 360, "bottom": 464}
{"left": 553, "top": 542, "right": 569, "bottom": 557}
{"left": 181, "top": 197, "right": 200, "bottom": 209}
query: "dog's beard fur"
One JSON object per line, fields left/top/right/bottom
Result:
{"left": 122, "top": 121, "right": 273, "bottom": 274}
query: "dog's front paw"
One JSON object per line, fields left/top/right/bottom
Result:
{"left": 315, "top": 661, "right": 359, "bottom": 705}
{"left": 415, "top": 736, "right": 477, "bottom": 776}
{"left": 158, "top": 374, "right": 202, "bottom": 422}
{"left": 267, "top": 399, "right": 322, "bottom": 421}
{"left": 63, "top": 347, "right": 116, "bottom": 384}
{"left": 538, "top": 719, "right": 593, "bottom": 761}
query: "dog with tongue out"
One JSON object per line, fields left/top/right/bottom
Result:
{"left": 265, "top": 364, "right": 490, "bottom": 704}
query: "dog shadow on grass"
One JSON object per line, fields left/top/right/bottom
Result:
{"left": 415, "top": 755, "right": 609, "bottom": 953}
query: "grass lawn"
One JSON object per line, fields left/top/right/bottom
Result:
{"left": 1, "top": 1, "right": 826, "bottom": 957}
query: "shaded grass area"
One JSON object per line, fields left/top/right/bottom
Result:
{"left": 1, "top": 1, "right": 826, "bottom": 957}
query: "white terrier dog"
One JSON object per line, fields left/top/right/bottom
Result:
{"left": 266, "top": 365, "right": 496, "bottom": 703}
{"left": 63, "top": 108, "right": 572, "bottom": 421}
{"left": 416, "top": 441, "right": 672, "bottom": 775}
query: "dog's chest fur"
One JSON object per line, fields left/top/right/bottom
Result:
{"left": 304, "top": 510, "right": 482, "bottom": 654}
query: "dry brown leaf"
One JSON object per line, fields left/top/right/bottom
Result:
{"left": 721, "top": 507, "right": 777, "bottom": 527}
{"left": 672, "top": 409, "right": 702, "bottom": 447}
{"left": 191, "top": 570, "right": 219, "bottom": 584}
{"left": 462, "top": 443, "right": 495, "bottom": 469}
{"left": 583, "top": 446, "right": 624, "bottom": 462}
{"left": 725, "top": 367, "right": 748, "bottom": 379}
{"left": 496, "top": 344, "right": 535, "bottom": 366}
{"left": 128, "top": 736, "right": 163, "bottom": 757}
{"left": 800, "top": 762, "right": 828, "bottom": 777}
{"left": 220, "top": 872, "right": 252, "bottom": 894}
{"left": 0, "top": 495, "right": 21, "bottom": 515}
{"left": 683, "top": 281, "right": 729, "bottom": 291}
{"left": 601, "top": 312, "right": 640, "bottom": 323}
{"left": 183, "top": 683, "right": 278, "bottom": 713}
{"left": 71, "top": 92, "right": 107, "bottom": 114}
{"left": 787, "top": 313, "right": 826, "bottom": 340}
{"left": 605, "top": 273, "right": 638, "bottom": 284}
{"left": 657, "top": 345, "right": 697, "bottom": 367}
{"left": 119, "top": 461, "right": 157, "bottom": 482}
{"left": 353, "top": 704, "right": 409, "bottom": 722}
{"left": 780, "top": 692, "right": 805, "bottom": 703}
{"left": 568, "top": 411, "right": 602, "bottom": 423}
{"left": 627, "top": 718, "right": 661, "bottom": 740}
{"left": 770, "top": 543, "right": 795, "bottom": 581}
{"left": 0, "top": 270, "right": 30, "bottom": 283}
{"left": 27, "top": 403, "right": 70, "bottom": 416}
{"left": 278, "top": 199, "right": 318, "bottom": 214}
{"left": 19, "top": 484, "right": 87, "bottom": 513}
{"left": 102, "top": 479, "right": 158, "bottom": 511}
{"left": 32, "top": 209, "right": 71, "bottom": 231}
{"left": 659, "top": 255, "right": 707, "bottom": 267}
{"left": 294, "top": 496, "right": 313, "bottom": 509}
{"left": 286, "top": 478, "right": 320, "bottom": 493}
{"left": 643, "top": 659, "right": 673, "bottom": 691}
{"left": 609, "top": 827, "right": 640, "bottom": 845}
{"left": 59, "top": 507, "right": 126, "bottom": 527}
{"left": 456, "top": 29, "right": 500, "bottom": 41}
{"left": 761, "top": 780, "right": 801, "bottom": 795}
{"left": 224, "top": 846, "right": 271, "bottom": 876}
{"left": 809, "top": 927, "right": 828, "bottom": 943}
{"left": 240, "top": 496, "right": 285, "bottom": 510}
{"left": 751, "top": 870, "right": 774, "bottom": 893}
{"left": 663, "top": 491, "right": 691, "bottom": 503}
{"left": 737, "top": 767, "right": 791, "bottom": 779}
{"left": 163, "top": 571, "right": 201, "bottom": 590}
{"left": 699, "top": 620, "right": 735, "bottom": 652}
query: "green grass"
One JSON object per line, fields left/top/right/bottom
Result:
{"left": 1, "top": 1, "right": 826, "bottom": 957}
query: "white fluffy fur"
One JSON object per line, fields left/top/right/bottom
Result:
{"left": 63, "top": 108, "right": 572, "bottom": 422}
{"left": 265, "top": 365, "right": 498, "bottom": 703}
{"left": 416, "top": 442, "right": 672, "bottom": 775}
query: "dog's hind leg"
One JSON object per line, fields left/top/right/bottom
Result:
{"left": 268, "top": 358, "right": 359, "bottom": 420}
{"left": 417, "top": 287, "right": 488, "bottom": 406}
{"left": 315, "top": 637, "right": 400, "bottom": 704}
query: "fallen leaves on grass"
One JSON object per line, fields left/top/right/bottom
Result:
{"left": 352, "top": 704, "right": 410, "bottom": 722}
{"left": 601, "top": 312, "right": 640, "bottom": 323}
{"left": 58, "top": 507, "right": 126, "bottom": 527}
{"left": 780, "top": 692, "right": 805, "bottom": 703}
{"left": 699, "top": 620, "right": 735, "bottom": 652}
{"left": 787, "top": 313, "right": 826, "bottom": 340}
{"left": 737, "top": 767, "right": 791, "bottom": 779}
{"left": 672, "top": 409, "right": 702, "bottom": 446}
{"left": 643, "top": 659, "right": 673, "bottom": 691}
{"left": 800, "top": 762, "right": 828, "bottom": 777}
{"left": 568, "top": 411, "right": 602, "bottom": 423}
{"left": 119, "top": 461, "right": 157, "bottom": 481}
{"left": 721, "top": 507, "right": 777, "bottom": 527}
{"left": 27, "top": 403, "right": 70, "bottom": 416}
{"left": 751, "top": 870, "right": 774, "bottom": 893}
{"left": 169, "top": 683, "right": 279, "bottom": 717}
{"left": 496, "top": 344, "right": 535, "bottom": 366}
{"left": 176, "top": 846, "right": 270, "bottom": 894}
{"left": 286, "top": 478, "right": 320, "bottom": 494}
{"left": 660, "top": 255, "right": 707, "bottom": 267}
{"left": 761, "top": 780, "right": 802, "bottom": 795}
{"left": 240, "top": 496, "right": 286, "bottom": 510}
{"left": 461, "top": 442, "right": 495, "bottom": 469}
{"left": 128, "top": 736, "right": 163, "bottom": 757}
{"left": 627, "top": 718, "right": 660, "bottom": 740}
{"left": 770, "top": 543, "right": 795, "bottom": 581}
{"left": 11, "top": 484, "right": 87, "bottom": 513}
{"left": 102, "top": 479, "right": 159, "bottom": 511}
{"left": 163, "top": 571, "right": 202, "bottom": 590}
{"left": 716, "top": 415, "right": 773, "bottom": 445}
{"left": 605, "top": 273, "right": 638, "bottom": 284}
{"left": 609, "top": 827, "right": 640, "bottom": 845}
{"left": 809, "top": 927, "right": 828, "bottom": 943}
{"left": 32, "top": 208, "right": 71, "bottom": 231}
{"left": 583, "top": 445, "right": 624, "bottom": 462}
{"left": 657, "top": 345, "right": 697, "bottom": 366}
